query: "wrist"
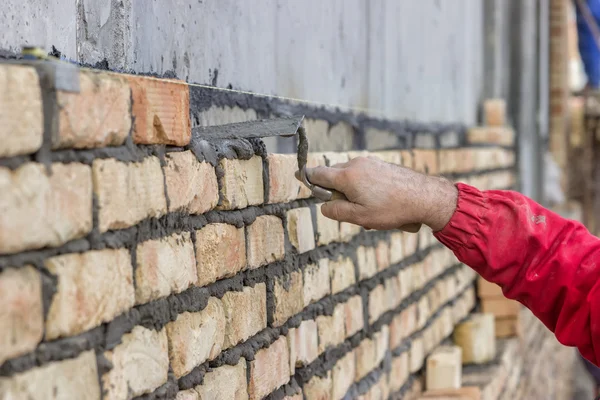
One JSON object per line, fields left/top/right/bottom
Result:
{"left": 422, "top": 177, "right": 458, "bottom": 232}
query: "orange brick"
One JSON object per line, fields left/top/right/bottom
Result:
{"left": 483, "top": 99, "right": 506, "bottom": 127}
{"left": 195, "top": 223, "right": 246, "bottom": 287}
{"left": 221, "top": 284, "right": 267, "bottom": 348}
{"left": 93, "top": 157, "right": 167, "bottom": 232}
{"left": 166, "top": 298, "right": 225, "bottom": 378}
{"left": 0, "top": 163, "right": 92, "bottom": 255}
{"left": 376, "top": 241, "right": 391, "bottom": 271}
{"left": 55, "top": 71, "right": 131, "bottom": 149}
{"left": 248, "top": 337, "right": 290, "bottom": 400}
{"left": 0, "top": 266, "right": 43, "bottom": 364}
{"left": 303, "top": 260, "right": 331, "bottom": 306}
{"left": 247, "top": 215, "right": 285, "bottom": 269}
{"left": 268, "top": 154, "right": 302, "bottom": 203}
{"left": 412, "top": 150, "right": 438, "bottom": 175}
{"left": 476, "top": 277, "right": 503, "bottom": 298}
{"left": 135, "top": 232, "right": 197, "bottom": 304}
{"left": 357, "top": 246, "right": 377, "bottom": 280}
{"left": 219, "top": 156, "right": 264, "bottom": 210}
{"left": 288, "top": 319, "right": 319, "bottom": 370}
{"left": 45, "top": 249, "right": 134, "bottom": 340}
{"left": 287, "top": 207, "right": 316, "bottom": 254}
{"left": 345, "top": 295, "right": 364, "bottom": 337}
{"left": 127, "top": 75, "right": 190, "bottom": 145}
{"left": 329, "top": 257, "right": 356, "bottom": 294}
{"left": 317, "top": 303, "right": 346, "bottom": 353}
{"left": 0, "top": 65, "right": 43, "bottom": 157}
{"left": 332, "top": 351, "right": 355, "bottom": 399}
{"left": 273, "top": 270, "right": 304, "bottom": 326}
{"left": 164, "top": 151, "right": 218, "bottom": 214}
{"left": 481, "top": 298, "right": 520, "bottom": 318}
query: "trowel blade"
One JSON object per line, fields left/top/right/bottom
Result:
{"left": 192, "top": 115, "right": 305, "bottom": 140}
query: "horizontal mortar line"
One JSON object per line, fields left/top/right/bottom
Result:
{"left": 269, "top": 280, "right": 476, "bottom": 400}
{"left": 0, "top": 240, "right": 442, "bottom": 377}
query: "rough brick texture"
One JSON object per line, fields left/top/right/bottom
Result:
{"left": 248, "top": 336, "right": 290, "bottom": 400}
{"left": 219, "top": 156, "right": 264, "bottom": 210}
{"left": 247, "top": 215, "right": 285, "bottom": 269}
{"left": 195, "top": 359, "right": 247, "bottom": 400}
{"left": 287, "top": 207, "right": 316, "bottom": 253}
{"left": 195, "top": 223, "right": 246, "bottom": 286}
{"left": 221, "top": 284, "right": 267, "bottom": 348}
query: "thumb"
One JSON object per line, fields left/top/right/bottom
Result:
{"left": 320, "top": 200, "right": 362, "bottom": 224}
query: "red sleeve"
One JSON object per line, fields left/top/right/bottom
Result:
{"left": 434, "top": 183, "right": 600, "bottom": 365}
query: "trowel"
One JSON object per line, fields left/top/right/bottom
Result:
{"left": 193, "top": 116, "right": 421, "bottom": 233}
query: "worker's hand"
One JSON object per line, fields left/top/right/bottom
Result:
{"left": 300, "top": 157, "right": 458, "bottom": 232}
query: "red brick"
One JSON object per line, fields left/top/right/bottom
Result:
{"left": 376, "top": 241, "right": 391, "bottom": 271}
{"left": 317, "top": 303, "right": 346, "bottom": 353}
{"left": 330, "top": 257, "right": 356, "bottom": 294}
{"left": 135, "top": 232, "right": 197, "bottom": 304}
{"left": 166, "top": 298, "right": 225, "bottom": 378}
{"left": 304, "top": 260, "right": 331, "bottom": 306}
{"left": 482, "top": 99, "right": 506, "bottom": 127}
{"left": 345, "top": 295, "right": 364, "bottom": 337}
{"left": 219, "top": 156, "right": 264, "bottom": 210}
{"left": 221, "top": 284, "right": 267, "bottom": 348}
{"left": 195, "top": 223, "right": 246, "bottom": 287}
{"left": 0, "top": 350, "right": 100, "bottom": 399}
{"left": 304, "top": 371, "right": 332, "bottom": 399}
{"left": 127, "top": 75, "right": 190, "bottom": 145}
{"left": 0, "top": 266, "right": 43, "bottom": 364}
{"left": 45, "top": 249, "right": 134, "bottom": 340}
{"left": 0, "top": 163, "right": 92, "bottom": 255}
{"left": 268, "top": 154, "right": 303, "bottom": 203}
{"left": 248, "top": 337, "right": 290, "bottom": 400}
{"left": 195, "top": 359, "right": 248, "bottom": 400}
{"left": 0, "top": 65, "right": 43, "bottom": 157}
{"left": 164, "top": 151, "right": 218, "bottom": 214}
{"left": 287, "top": 207, "right": 316, "bottom": 254}
{"left": 316, "top": 203, "right": 340, "bottom": 245}
{"left": 332, "top": 351, "right": 355, "bottom": 399}
{"left": 273, "top": 270, "right": 304, "bottom": 326}
{"left": 102, "top": 326, "right": 169, "bottom": 399}
{"left": 357, "top": 246, "right": 377, "bottom": 280}
{"left": 288, "top": 319, "right": 319, "bottom": 371}
{"left": 93, "top": 157, "right": 167, "bottom": 232}
{"left": 55, "top": 71, "right": 131, "bottom": 149}
{"left": 247, "top": 215, "right": 285, "bottom": 269}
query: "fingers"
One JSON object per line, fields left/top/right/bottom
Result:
{"left": 304, "top": 166, "right": 345, "bottom": 190}
{"left": 321, "top": 200, "right": 363, "bottom": 224}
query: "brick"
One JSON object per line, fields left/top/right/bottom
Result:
{"left": 219, "top": 156, "right": 264, "bottom": 210}
{"left": 195, "top": 223, "right": 246, "bottom": 287}
{"left": 166, "top": 298, "right": 225, "bottom": 378}
{"left": 384, "top": 276, "right": 402, "bottom": 310}
{"left": 376, "top": 241, "right": 391, "bottom": 271}
{"left": 304, "top": 371, "right": 332, "bottom": 399}
{"left": 452, "top": 313, "right": 496, "bottom": 364}
{"left": 287, "top": 207, "right": 316, "bottom": 254}
{"left": 340, "top": 222, "right": 362, "bottom": 242}
{"left": 135, "top": 232, "right": 197, "bottom": 304}
{"left": 483, "top": 99, "right": 506, "bottom": 127}
{"left": 389, "top": 232, "right": 404, "bottom": 264}
{"left": 323, "top": 152, "right": 350, "bottom": 166}
{"left": 330, "top": 256, "right": 356, "bottom": 294}
{"left": 268, "top": 154, "right": 303, "bottom": 203}
{"left": 409, "top": 337, "right": 424, "bottom": 373}
{"left": 369, "top": 285, "right": 387, "bottom": 324}
{"left": 419, "top": 388, "right": 482, "bottom": 400}
{"left": 389, "top": 352, "right": 409, "bottom": 392}
{"left": 404, "top": 231, "right": 419, "bottom": 256}
{"left": 54, "top": 71, "right": 131, "bottom": 149}
{"left": 0, "top": 350, "right": 100, "bottom": 399}
{"left": 247, "top": 215, "right": 285, "bottom": 269}
{"left": 283, "top": 394, "right": 303, "bottom": 400}
{"left": 0, "top": 65, "right": 43, "bottom": 157}
{"left": 317, "top": 303, "right": 346, "bottom": 353}
{"left": 389, "top": 305, "right": 417, "bottom": 349}
{"left": 417, "top": 296, "right": 430, "bottom": 329}
{"left": 248, "top": 336, "right": 290, "bottom": 400}
{"left": 332, "top": 351, "right": 355, "bottom": 399}
{"left": 495, "top": 317, "right": 521, "bottom": 338}
{"left": 365, "top": 127, "right": 401, "bottom": 150}
{"left": 476, "top": 277, "right": 503, "bottom": 298}
{"left": 0, "top": 163, "right": 92, "bottom": 255}
{"left": 426, "top": 346, "right": 462, "bottom": 391}
{"left": 221, "top": 283, "right": 267, "bottom": 348}
{"left": 288, "top": 319, "right": 319, "bottom": 370}
{"left": 0, "top": 266, "right": 43, "bottom": 364}
{"left": 45, "top": 249, "right": 134, "bottom": 340}
{"left": 176, "top": 390, "right": 199, "bottom": 400}
{"left": 195, "top": 359, "right": 247, "bottom": 400}
{"left": 273, "top": 270, "right": 304, "bottom": 326}
{"left": 304, "top": 259, "right": 331, "bottom": 306}
{"left": 102, "top": 326, "right": 169, "bottom": 399}
{"left": 356, "top": 326, "right": 389, "bottom": 381}
{"left": 93, "top": 157, "right": 167, "bottom": 232}
{"left": 127, "top": 75, "right": 190, "bottom": 145}
{"left": 164, "top": 151, "right": 218, "bottom": 214}
{"left": 412, "top": 150, "right": 438, "bottom": 175}
{"left": 315, "top": 203, "right": 340, "bottom": 245}
{"left": 345, "top": 295, "right": 364, "bottom": 337}
{"left": 357, "top": 246, "right": 377, "bottom": 280}
{"left": 374, "top": 150, "right": 403, "bottom": 165}
{"left": 467, "top": 127, "right": 515, "bottom": 147}
{"left": 481, "top": 298, "right": 520, "bottom": 318}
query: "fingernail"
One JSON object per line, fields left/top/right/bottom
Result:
{"left": 294, "top": 170, "right": 301, "bottom": 181}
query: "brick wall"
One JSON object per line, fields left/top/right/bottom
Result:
{"left": 0, "top": 64, "right": 537, "bottom": 400}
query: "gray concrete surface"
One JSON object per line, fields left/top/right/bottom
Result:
{"left": 1, "top": 0, "right": 485, "bottom": 125}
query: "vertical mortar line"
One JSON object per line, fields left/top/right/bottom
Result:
{"left": 157, "top": 145, "right": 171, "bottom": 213}
{"left": 309, "top": 203, "right": 320, "bottom": 248}
{"left": 33, "top": 64, "right": 58, "bottom": 172}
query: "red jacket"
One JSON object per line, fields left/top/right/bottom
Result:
{"left": 434, "top": 183, "right": 600, "bottom": 366}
